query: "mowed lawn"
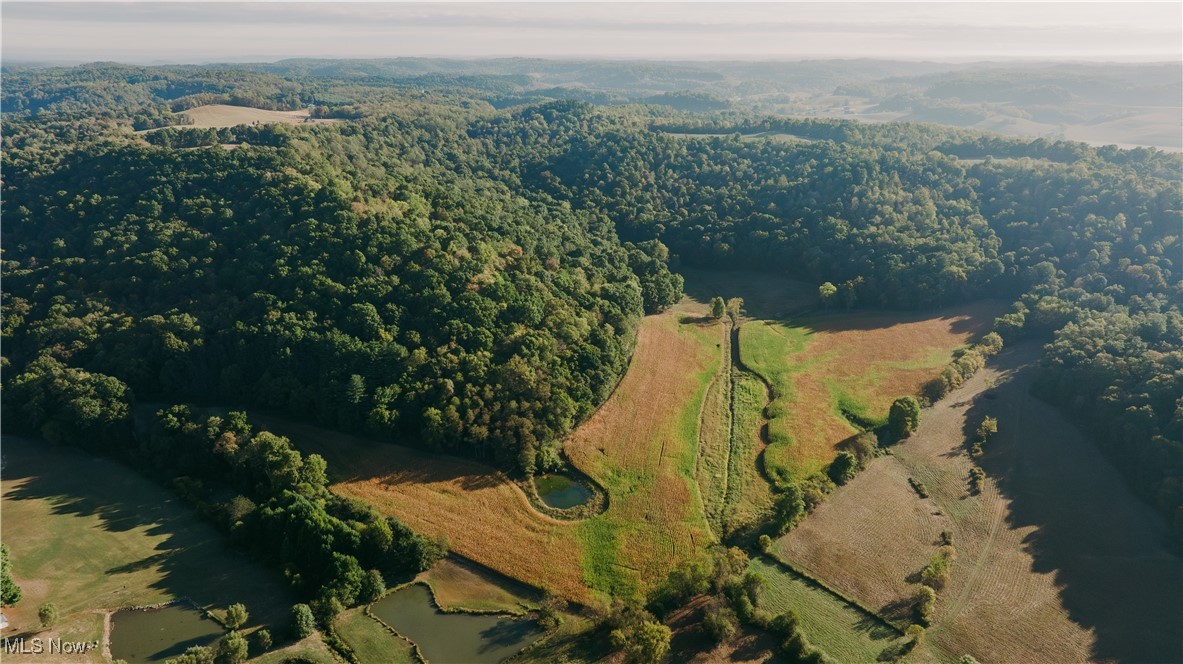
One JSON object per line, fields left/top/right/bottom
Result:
{"left": 775, "top": 342, "right": 1183, "bottom": 664}
{"left": 0, "top": 436, "right": 295, "bottom": 663}
{"left": 740, "top": 301, "right": 1002, "bottom": 480}
{"left": 566, "top": 298, "right": 725, "bottom": 598}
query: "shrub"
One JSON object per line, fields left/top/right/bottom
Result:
{"left": 968, "top": 466, "right": 986, "bottom": 493}
{"left": 772, "top": 482, "right": 806, "bottom": 534}
{"left": 888, "top": 396, "right": 921, "bottom": 438}
{"left": 290, "top": 603, "right": 316, "bottom": 639}
{"left": 218, "top": 631, "right": 249, "bottom": 664}
{"left": 908, "top": 477, "right": 928, "bottom": 498}
{"left": 358, "top": 569, "right": 386, "bottom": 604}
{"left": 702, "top": 605, "right": 738, "bottom": 643}
{"left": 758, "top": 534, "right": 773, "bottom": 553}
{"left": 906, "top": 623, "right": 926, "bottom": 648}
{"left": 914, "top": 585, "right": 937, "bottom": 625}
{"left": 224, "top": 602, "right": 248, "bottom": 629}
{"left": 254, "top": 628, "right": 272, "bottom": 653}
{"left": 38, "top": 602, "right": 59, "bottom": 628}
{"left": 827, "top": 452, "right": 857, "bottom": 485}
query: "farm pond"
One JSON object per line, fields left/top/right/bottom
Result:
{"left": 110, "top": 604, "right": 223, "bottom": 663}
{"left": 534, "top": 474, "right": 592, "bottom": 509}
{"left": 371, "top": 583, "right": 542, "bottom": 663}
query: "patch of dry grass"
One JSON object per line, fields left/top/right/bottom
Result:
{"left": 742, "top": 301, "right": 1004, "bottom": 479}
{"left": 566, "top": 298, "right": 724, "bottom": 598}
{"left": 776, "top": 342, "right": 1183, "bottom": 663}
{"left": 255, "top": 416, "right": 589, "bottom": 603}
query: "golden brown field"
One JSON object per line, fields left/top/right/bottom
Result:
{"left": 741, "top": 301, "right": 1004, "bottom": 479}
{"left": 253, "top": 415, "right": 590, "bottom": 603}
{"left": 775, "top": 342, "right": 1183, "bottom": 663}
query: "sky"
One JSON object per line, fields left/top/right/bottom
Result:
{"left": 2, "top": 1, "right": 1180, "bottom": 64}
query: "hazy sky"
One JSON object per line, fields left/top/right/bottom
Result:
{"left": 3, "top": 2, "right": 1180, "bottom": 64}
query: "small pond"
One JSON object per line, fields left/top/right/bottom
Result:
{"left": 371, "top": 583, "right": 542, "bottom": 663}
{"left": 110, "top": 604, "right": 223, "bottom": 663}
{"left": 534, "top": 474, "right": 592, "bottom": 509}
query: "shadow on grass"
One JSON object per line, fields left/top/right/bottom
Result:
{"left": 959, "top": 346, "right": 1183, "bottom": 663}
{"left": 1, "top": 436, "right": 295, "bottom": 632}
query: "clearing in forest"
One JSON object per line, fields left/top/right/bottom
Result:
{"left": 565, "top": 297, "right": 724, "bottom": 598}
{"left": 253, "top": 415, "right": 590, "bottom": 604}
{"left": 154, "top": 104, "right": 342, "bottom": 130}
{"left": 774, "top": 342, "right": 1183, "bottom": 664}
{"left": 740, "top": 301, "right": 1002, "bottom": 480}
{"left": 266, "top": 295, "right": 728, "bottom": 604}
{"left": 0, "top": 436, "right": 294, "bottom": 663}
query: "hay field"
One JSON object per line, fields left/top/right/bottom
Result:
{"left": 775, "top": 342, "right": 1183, "bottom": 663}
{"left": 565, "top": 298, "right": 724, "bottom": 598}
{"left": 253, "top": 415, "right": 589, "bottom": 603}
{"left": 0, "top": 436, "right": 293, "bottom": 663}
{"left": 175, "top": 104, "right": 341, "bottom": 129}
{"left": 749, "top": 557, "right": 902, "bottom": 663}
{"left": 740, "top": 301, "right": 1002, "bottom": 480}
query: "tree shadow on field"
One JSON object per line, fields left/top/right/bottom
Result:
{"left": 0, "top": 435, "right": 293, "bottom": 629}
{"left": 961, "top": 352, "right": 1183, "bottom": 663}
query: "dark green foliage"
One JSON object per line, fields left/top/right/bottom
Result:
{"left": 710, "top": 296, "right": 726, "bottom": 319}
{"left": 702, "top": 604, "right": 738, "bottom": 643}
{"left": 888, "top": 397, "right": 922, "bottom": 439}
{"left": 771, "top": 482, "right": 806, "bottom": 534}
{"left": 606, "top": 602, "right": 671, "bottom": 664}
{"left": 38, "top": 602, "right": 59, "bottom": 627}
{"left": 254, "top": 628, "right": 273, "bottom": 653}
{"left": 968, "top": 467, "right": 986, "bottom": 494}
{"left": 224, "top": 603, "right": 248, "bottom": 630}
{"left": 218, "top": 632, "right": 249, "bottom": 664}
{"left": 0, "top": 545, "right": 20, "bottom": 606}
{"left": 358, "top": 569, "right": 386, "bottom": 604}
{"left": 827, "top": 452, "right": 858, "bottom": 485}
{"left": 290, "top": 603, "right": 316, "bottom": 639}
{"left": 164, "top": 645, "right": 215, "bottom": 664}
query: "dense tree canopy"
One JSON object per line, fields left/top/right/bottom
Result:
{"left": 2, "top": 64, "right": 1180, "bottom": 539}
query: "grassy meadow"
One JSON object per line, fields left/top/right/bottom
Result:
{"left": 564, "top": 297, "right": 724, "bottom": 599}
{"left": 740, "top": 302, "right": 1002, "bottom": 480}
{"left": 0, "top": 436, "right": 295, "bottom": 663}
{"left": 775, "top": 342, "right": 1183, "bottom": 663}
{"left": 749, "top": 557, "right": 903, "bottom": 663}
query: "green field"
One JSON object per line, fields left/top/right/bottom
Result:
{"left": 0, "top": 436, "right": 297, "bottom": 662}
{"left": 739, "top": 304, "right": 997, "bottom": 482}
{"left": 750, "top": 557, "right": 903, "bottom": 663}
{"left": 565, "top": 300, "right": 724, "bottom": 599}
{"left": 334, "top": 609, "right": 418, "bottom": 664}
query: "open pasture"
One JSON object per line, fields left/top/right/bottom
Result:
{"left": 252, "top": 415, "right": 590, "bottom": 603}
{"left": 174, "top": 104, "right": 341, "bottom": 129}
{"left": 775, "top": 342, "right": 1183, "bottom": 663}
{"left": 0, "top": 436, "right": 293, "bottom": 663}
{"left": 564, "top": 297, "right": 724, "bottom": 598}
{"left": 740, "top": 301, "right": 1002, "bottom": 480}
{"left": 749, "top": 557, "right": 902, "bottom": 663}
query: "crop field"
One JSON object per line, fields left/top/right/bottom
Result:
{"left": 749, "top": 557, "right": 903, "bottom": 663}
{"left": 565, "top": 297, "right": 724, "bottom": 598}
{"left": 173, "top": 104, "right": 341, "bottom": 129}
{"left": 253, "top": 415, "right": 590, "bottom": 603}
{"left": 0, "top": 436, "right": 294, "bottom": 663}
{"left": 775, "top": 342, "right": 1183, "bottom": 663}
{"left": 740, "top": 301, "right": 1002, "bottom": 480}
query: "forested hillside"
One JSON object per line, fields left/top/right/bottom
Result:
{"left": 2, "top": 64, "right": 1181, "bottom": 541}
